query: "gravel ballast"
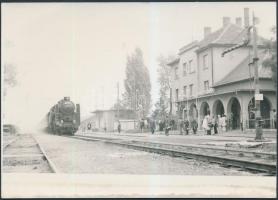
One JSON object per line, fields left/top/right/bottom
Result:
{"left": 35, "top": 133, "right": 258, "bottom": 175}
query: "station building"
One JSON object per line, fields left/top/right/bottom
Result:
{"left": 79, "top": 109, "right": 137, "bottom": 132}
{"left": 168, "top": 17, "right": 276, "bottom": 130}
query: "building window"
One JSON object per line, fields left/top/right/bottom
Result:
{"left": 203, "top": 54, "right": 208, "bottom": 69}
{"left": 204, "top": 80, "right": 209, "bottom": 91}
{"left": 189, "top": 60, "right": 194, "bottom": 73}
{"left": 189, "top": 84, "right": 193, "bottom": 96}
{"left": 183, "top": 63, "right": 187, "bottom": 76}
{"left": 183, "top": 86, "right": 187, "bottom": 98}
{"left": 176, "top": 89, "right": 179, "bottom": 101}
{"left": 175, "top": 67, "right": 179, "bottom": 79}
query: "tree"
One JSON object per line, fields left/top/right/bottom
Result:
{"left": 152, "top": 55, "right": 175, "bottom": 120}
{"left": 123, "top": 48, "right": 151, "bottom": 118}
{"left": 262, "top": 26, "right": 277, "bottom": 87}
{"left": 4, "top": 63, "right": 17, "bottom": 97}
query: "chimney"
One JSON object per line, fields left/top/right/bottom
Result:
{"left": 204, "top": 27, "right": 211, "bottom": 38}
{"left": 223, "top": 17, "right": 231, "bottom": 27}
{"left": 235, "top": 17, "right": 242, "bottom": 27}
{"left": 244, "top": 8, "right": 250, "bottom": 28}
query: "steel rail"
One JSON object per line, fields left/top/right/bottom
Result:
{"left": 70, "top": 135, "right": 276, "bottom": 174}
{"left": 3, "top": 134, "right": 57, "bottom": 173}
{"left": 75, "top": 134, "right": 276, "bottom": 159}
{"left": 33, "top": 135, "right": 58, "bottom": 173}
{"left": 3, "top": 137, "right": 19, "bottom": 150}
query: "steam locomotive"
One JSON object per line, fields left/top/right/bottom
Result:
{"left": 47, "top": 97, "right": 80, "bottom": 135}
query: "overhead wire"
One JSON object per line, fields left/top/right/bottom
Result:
{"left": 222, "top": 27, "right": 247, "bottom": 52}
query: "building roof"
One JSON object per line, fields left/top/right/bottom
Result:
{"left": 213, "top": 52, "right": 272, "bottom": 87}
{"left": 167, "top": 57, "right": 180, "bottom": 66}
{"left": 179, "top": 40, "right": 198, "bottom": 55}
{"left": 91, "top": 108, "right": 134, "bottom": 113}
{"left": 81, "top": 115, "right": 97, "bottom": 124}
{"left": 197, "top": 23, "right": 267, "bottom": 52}
{"left": 168, "top": 23, "right": 268, "bottom": 67}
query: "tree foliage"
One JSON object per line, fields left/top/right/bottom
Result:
{"left": 262, "top": 26, "right": 277, "bottom": 87}
{"left": 123, "top": 48, "right": 151, "bottom": 118}
{"left": 152, "top": 54, "right": 175, "bottom": 119}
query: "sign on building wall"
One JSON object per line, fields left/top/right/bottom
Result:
{"left": 255, "top": 94, "right": 263, "bottom": 101}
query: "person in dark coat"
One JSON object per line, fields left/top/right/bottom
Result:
{"left": 164, "top": 116, "right": 171, "bottom": 136}
{"left": 150, "top": 119, "right": 156, "bottom": 134}
{"left": 212, "top": 115, "right": 218, "bottom": 134}
{"left": 191, "top": 119, "right": 198, "bottom": 134}
{"left": 140, "top": 119, "right": 144, "bottom": 133}
{"left": 117, "top": 121, "right": 121, "bottom": 133}
{"left": 273, "top": 109, "right": 277, "bottom": 129}
{"left": 184, "top": 119, "right": 190, "bottom": 135}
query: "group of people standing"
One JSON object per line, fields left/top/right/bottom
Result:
{"left": 202, "top": 114, "right": 227, "bottom": 135}
{"left": 150, "top": 115, "right": 224, "bottom": 136}
{"left": 178, "top": 118, "right": 198, "bottom": 135}
{"left": 149, "top": 116, "right": 172, "bottom": 136}
{"left": 117, "top": 114, "right": 228, "bottom": 136}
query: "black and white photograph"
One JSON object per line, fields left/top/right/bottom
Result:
{"left": 1, "top": 2, "right": 277, "bottom": 198}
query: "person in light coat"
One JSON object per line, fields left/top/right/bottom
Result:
{"left": 217, "top": 114, "right": 221, "bottom": 133}
{"left": 207, "top": 114, "right": 213, "bottom": 135}
{"left": 222, "top": 114, "right": 227, "bottom": 132}
{"left": 202, "top": 116, "right": 209, "bottom": 134}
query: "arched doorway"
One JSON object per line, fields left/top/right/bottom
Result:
{"left": 212, "top": 100, "right": 225, "bottom": 117}
{"left": 189, "top": 103, "right": 198, "bottom": 121}
{"left": 200, "top": 102, "right": 210, "bottom": 118}
{"left": 227, "top": 97, "right": 241, "bottom": 130}
{"left": 248, "top": 97, "right": 271, "bottom": 128}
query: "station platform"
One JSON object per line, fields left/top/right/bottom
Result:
{"left": 76, "top": 129, "right": 276, "bottom": 153}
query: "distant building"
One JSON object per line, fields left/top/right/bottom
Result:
{"left": 168, "top": 15, "right": 276, "bottom": 130}
{"left": 79, "top": 109, "right": 137, "bottom": 132}
{"left": 3, "top": 124, "right": 18, "bottom": 134}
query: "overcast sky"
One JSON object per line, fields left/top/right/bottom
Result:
{"left": 2, "top": 2, "right": 276, "bottom": 132}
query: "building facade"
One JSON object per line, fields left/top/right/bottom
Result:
{"left": 168, "top": 16, "right": 276, "bottom": 130}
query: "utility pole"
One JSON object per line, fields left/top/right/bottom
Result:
{"left": 117, "top": 82, "right": 120, "bottom": 121}
{"left": 134, "top": 78, "right": 136, "bottom": 111}
{"left": 252, "top": 12, "right": 263, "bottom": 140}
{"left": 221, "top": 8, "right": 263, "bottom": 140}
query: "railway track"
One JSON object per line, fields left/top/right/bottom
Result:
{"left": 3, "top": 134, "right": 57, "bottom": 173}
{"left": 70, "top": 134, "right": 276, "bottom": 175}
